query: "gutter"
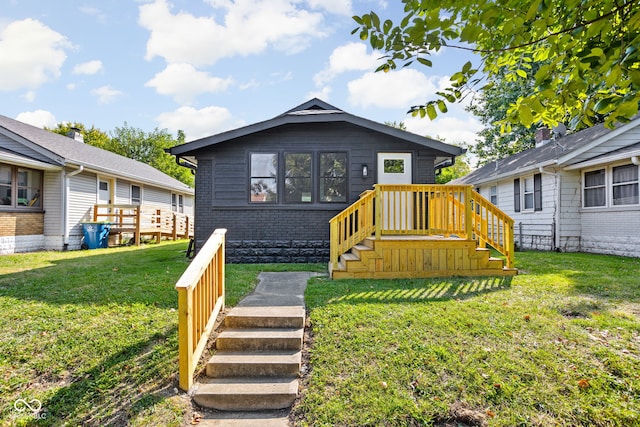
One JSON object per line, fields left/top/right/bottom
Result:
{"left": 63, "top": 165, "right": 84, "bottom": 250}
{"left": 538, "top": 166, "right": 561, "bottom": 251}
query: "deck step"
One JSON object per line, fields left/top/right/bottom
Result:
{"left": 193, "top": 377, "right": 298, "bottom": 411}
{"left": 206, "top": 350, "right": 301, "bottom": 377}
{"left": 224, "top": 306, "right": 305, "bottom": 329}
{"left": 216, "top": 328, "right": 303, "bottom": 351}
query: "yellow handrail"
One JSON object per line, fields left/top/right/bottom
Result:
{"left": 329, "top": 190, "right": 376, "bottom": 269}
{"left": 329, "top": 185, "right": 514, "bottom": 270}
{"left": 469, "top": 192, "right": 515, "bottom": 268}
{"left": 175, "top": 228, "right": 226, "bottom": 391}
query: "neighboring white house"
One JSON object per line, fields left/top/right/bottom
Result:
{"left": 456, "top": 117, "right": 640, "bottom": 258}
{"left": 0, "top": 114, "right": 194, "bottom": 254}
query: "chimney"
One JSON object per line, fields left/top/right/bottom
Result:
{"left": 66, "top": 127, "right": 84, "bottom": 143}
{"left": 535, "top": 127, "right": 551, "bottom": 147}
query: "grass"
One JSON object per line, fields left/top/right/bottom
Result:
{"left": 294, "top": 252, "right": 640, "bottom": 426}
{"left": 0, "top": 241, "right": 324, "bottom": 426}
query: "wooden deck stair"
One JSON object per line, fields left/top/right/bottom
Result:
{"left": 192, "top": 306, "right": 304, "bottom": 411}
{"left": 330, "top": 236, "right": 517, "bottom": 279}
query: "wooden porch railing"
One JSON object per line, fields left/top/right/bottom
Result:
{"left": 175, "top": 228, "right": 226, "bottom": 391}
{"left": 329, "top": 184, "right": 514, "bottom": 270}
{"left": 93, "top": 204, "right": 193, "bottom": 246}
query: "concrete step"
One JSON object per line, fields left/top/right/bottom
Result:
{"left": 193, "top": 377, "right": 298, "bottom": 411}
{"left": 216, "top": 328, "right": 303, "bottom": 351}
{"left": 206, "top": 350, "right": 301, "bottom": 377}
{"left": 224, "top": 306, "right": 305, "bottom": 329}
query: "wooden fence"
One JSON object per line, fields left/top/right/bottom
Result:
{"left": 175, "top": 228, "right": 226, "bottom": 391}
{"left": 93, "top": 204, "right": 193, "bottom": 246}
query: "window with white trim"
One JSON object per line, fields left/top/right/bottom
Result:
{"left": 489, "top": 185, "right": 497, "bottom": 205}
{"left": 523, "top": 176, "right": 534, "bottom": 210}
{"left": 583, "top": 169, "right": 606, "bottom": 207}
{"left": 583, "top": 164, "right": 640, "bottom": 208}
{"left": 612, "top": 164, "right": 639, "bottom": 206}
{"left": 131, "top": 185, "right": 141, "bottom": 205}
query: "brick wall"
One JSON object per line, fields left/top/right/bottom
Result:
{"left": 196, "top": 208, "right": 336, "bottom": 263}
{"left": 0, "top": 212, "right": 45, "bottom": 236}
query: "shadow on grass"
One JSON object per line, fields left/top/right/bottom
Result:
{"left": 33, "top": 325, "right": 179, "bottom": 427}
{"left": 0, "top": 243, "right": 191, "bottom": 308}
{"left": 306, "top": 276, "right": 513, "bottom": 308}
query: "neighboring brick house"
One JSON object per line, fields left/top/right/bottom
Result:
{"left": 456, "top": 117, "right": 640, "bottom": 257}
{"left": 0, "top": 115, "right": 194, "bottom": 254}
{"left": 169, "top": 98, "right": 465, "bottom": 262}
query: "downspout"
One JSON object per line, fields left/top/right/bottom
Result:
{"left": 63, "top": 165, "right": 84, "bottom": 250}
{"left": 539, "top": 166, "right": 561, "bottom": 251}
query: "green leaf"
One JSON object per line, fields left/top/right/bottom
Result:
{"left": 426, "top": 103, "right": 438, "bottom": 120}
{"left": 516, "top": 69, "right": 528, "bottom": 78}
{"left": 436, "top": 100, "right": 448, "bottom": 113}
{"left": 417, "top": 57, "right": 433, "bottom": 67}
{"left": 518, "top": 104, "right": 534, "bottom": 127}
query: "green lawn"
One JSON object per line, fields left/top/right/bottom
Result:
{"left": 3, "top": 244, "right": 639, "bottom": 426}
{"left": 294, "top": 252, "right": 640, "bottom": 426}
{"left": 0, "top": 241, "right": 322, "bottom": 426}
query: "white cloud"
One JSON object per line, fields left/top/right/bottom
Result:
{"left": 155, "top": 106, "right": 246, "bottom": 141}
{"left": 80, "top": 6, "right": 107, "bottom": 24}
{"left": 72, "top": 60, "right": 103, "bottom": 75}
{"left": 306, "top": 0, "right": 352, "bottom": 16}
{"left": 405, "top": 112, "right": 483, "bottom": 147}
{"left": 139, "top": 0, "right": 326, "bottom": 66}
{"left": 22, "top": 91, "right": 36, "bottom": 102}
{"left": 313, "top": 42, "right": 380, "bottom": 86}
{"left": 306, "top": 85, "right": 332, "bottom": 101}
{"left": 15, "top": 110, "right": 58, "bottom": 128}
{"left": 347, "top": 69, "right": 440, "bottom": 109}
{"left": 0, "top": 19, "right": 72, "bottom": 91}
{"left": 145, "top": 63, "right": 233, "bottom": 104}
{"left": 91, "top": 85, "right": 123, "bottom": 104}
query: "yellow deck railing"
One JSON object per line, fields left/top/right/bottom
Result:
{"left": 329, "top": 184, "right": 514, "bottom": 269}
{"left": 175, "top": 228, "right": 226, "bottom": 391}
{"left": 93, "top": 204, "right": 193, "bottom": 245}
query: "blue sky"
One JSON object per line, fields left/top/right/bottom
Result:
{"left": 0, "top": 0, "right": 482, "bottom": 146}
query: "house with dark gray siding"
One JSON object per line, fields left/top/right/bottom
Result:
{"left": 170, "top": 98, "right": 465, "bottom": 262}
{"left": 456, "top": 117, "right": 640, "bottom": 257}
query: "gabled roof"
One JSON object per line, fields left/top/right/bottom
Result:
{"left": 0, "top": 115, "right": 193, "bottom": 194}
{"left": 170, "top": 98, "right": 465, "bottom": 161}
{"left": 457, "top": 117, "right": 640, "bottom": 185}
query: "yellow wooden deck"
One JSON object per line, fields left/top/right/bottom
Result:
{"left": 329, "top": 185, "right": 517, "bottom": 279}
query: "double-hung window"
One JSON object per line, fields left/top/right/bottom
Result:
{"left": 612, "top": 164, "right": 639, "bottom": 206}
{"left": 131, "top": 185, "right": 141, "bottom": 205}
{"left": 514, "top": 173, "right": 542, "bottom": 212}
{"left": 250, "top": 153, "right": 278, "bottom": 203}
{"left": 285, "top": 153, "right": 312, "bottom": 203}
{"left": 0, "top": 163, "right": 42, "bottom": 209}
{"left": 489, "top": 185, "right": 497, "bottom": 205}
{"left": 320, "top": 152, "right": 347, "bottom": 202}
{"left": 583, "top": 169, "right": 606, "bottom": 207}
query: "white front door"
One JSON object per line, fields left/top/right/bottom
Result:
{"left": 377, "top": 153, "right": 413, "bottom": 231}
{"left": 377, "top": 152, "right": 412, "bottom": 185}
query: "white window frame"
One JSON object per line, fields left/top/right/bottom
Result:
{"left": 522, "top": 176, "right": 534, "bottom": 211}
{"left": 131, "top": 184, "right": 141, "bottom": 205}
{"left": 582, "top": 163, "right": 640, "bottom": 209}
{"left": 489, "top": 185, "right": 497, "bottom": 205}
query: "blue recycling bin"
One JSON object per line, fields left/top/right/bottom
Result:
{"left": 82, "top": 222, "right": 111, "bottom": 249}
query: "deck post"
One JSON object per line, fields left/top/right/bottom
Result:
{"left": 464, "top": 186, "right": 473, "bottom": 240}
{"left": 135, "top": 206, "right": 141, "bottom": 246}
{"left": 374, "top": 185, "right": 382, "bottom": 239}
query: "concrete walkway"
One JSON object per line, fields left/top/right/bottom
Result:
{"left": 196, "top": 271, "right": 316, "bottom": 427}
